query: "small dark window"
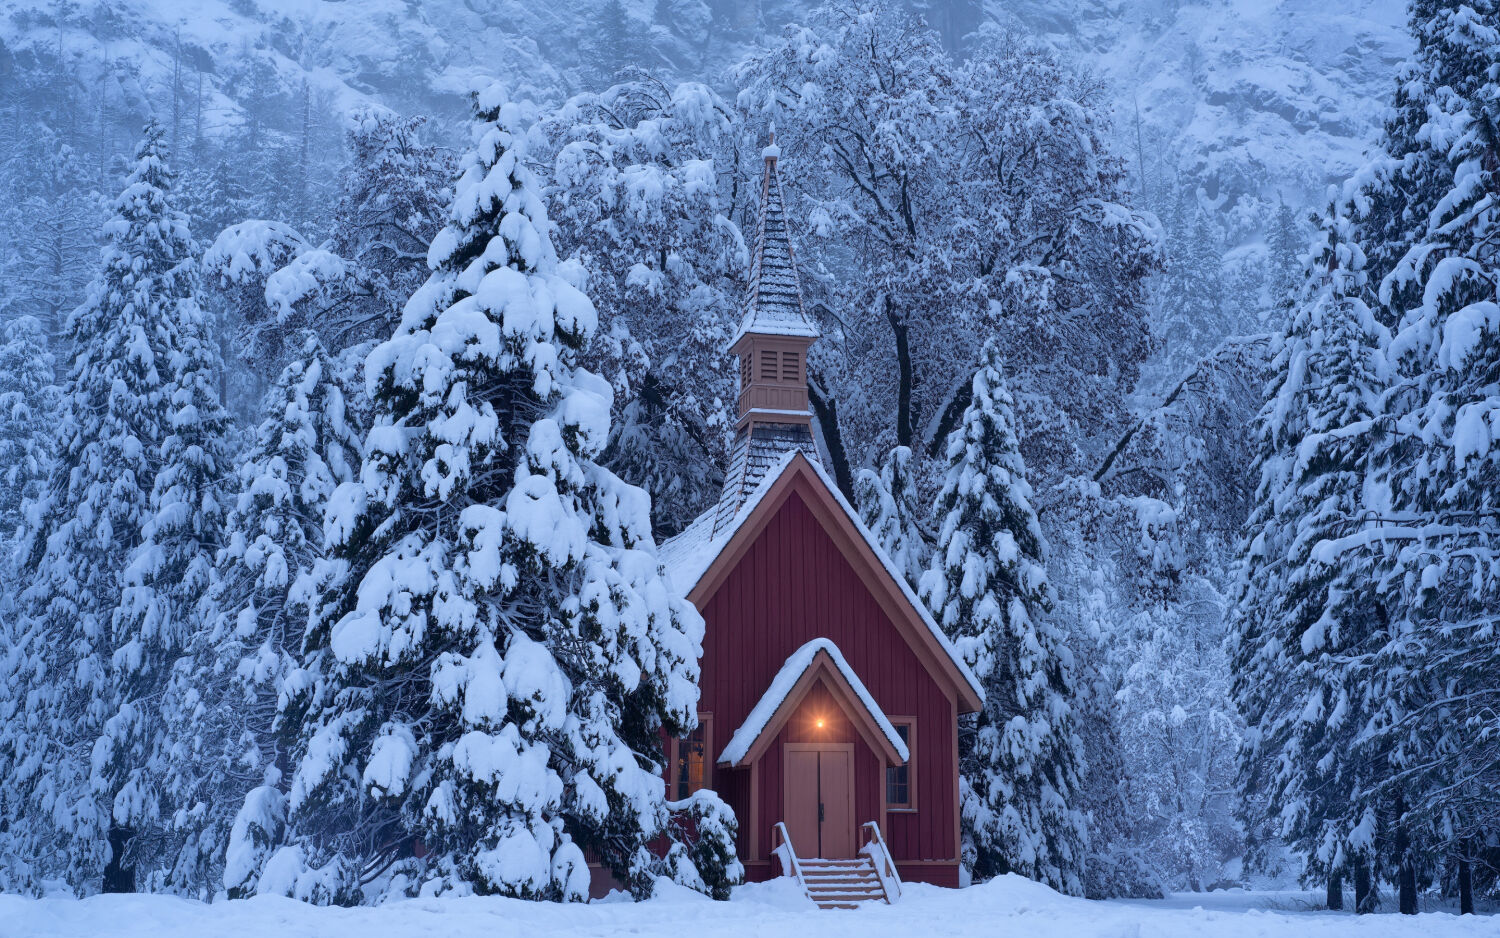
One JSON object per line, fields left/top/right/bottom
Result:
{"left": 886, "top": 722, "right": 913, "bottom": 809}
{"left": 741, "top": 354, "right": 752, "bottom": 389}
{"left": 760, "top": 349, "right": 778, "bottom": 380}
{"left": 674, "top": 716, "right": 711, "bottom": 799}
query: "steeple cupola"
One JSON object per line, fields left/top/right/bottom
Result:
{"left": 729, "top": 132, "right": 820, "bottom": 431}
{"left": 712, "top": 134, "right": 822, "bottom": 532}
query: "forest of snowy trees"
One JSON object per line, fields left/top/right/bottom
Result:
{"left": 0, "top": 0, "right": 1496, "bottom": 916}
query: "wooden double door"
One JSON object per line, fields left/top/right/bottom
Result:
{"left": 783, "top": 743, "right": 856, "bottom": 859}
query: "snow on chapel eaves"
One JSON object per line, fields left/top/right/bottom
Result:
{"left": 659, "top": 451, "right": 985, "bottom": 705}
{"left": 718, "top": 637, "right": 909, "bottom": 766}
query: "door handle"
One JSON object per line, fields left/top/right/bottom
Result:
{"left": 819, "top": 803, "right": 825, "bottom": 822}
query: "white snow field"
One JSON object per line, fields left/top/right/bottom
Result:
{"left": 1, "top": 876, "right": 1492, "bottom": 938}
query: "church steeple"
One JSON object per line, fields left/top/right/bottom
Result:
{"left": 714, "top": 133, "right": 822, "bottom": 532}
{"left": 729, "top": 131, "right": 820, "bottom": 430}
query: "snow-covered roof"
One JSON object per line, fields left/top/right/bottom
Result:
{"left": 659, "top": 450, "right": 985, "bottom": 707}
{"left": 711, "top": 421, "right": 818, "bottom": 534}
{"left": 718, "top": 638, "right": 908, "bottom": 767}
{"left": 729, "top": 142, "right": 819, "bottom": 347}
{"left": 659, "top": 448, "right": 795, "bottom": 593}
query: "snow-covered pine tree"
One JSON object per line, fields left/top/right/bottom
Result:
{"left": 1230, "top": 189, "right": 1390, "bottom": 910}
{"left": 855, "top": 445, "right": 929, "bottom": 591}
{"left": 1361, "top": 2, "right": 1500, "bottom": 910}
{"left": 1149, "top": 190, "right": 1232, "bottom": 387}
{"left": 1266, "top": 200, "right": 1308, "bottom": 328}
{"left": 98, "top": 122, "right": 234, "bottom": 892}
{"left": 0, "top": 316, "right": 59, "bottom": 555}
{"left": 2, "top": 121, "right": 210, "bottom": 894}
{"left": 159, "top": 332, "right": 366, "bottom": 897}
{"left": 4, "top": 132, "right": 99, "bottom": 337}
{"left": 1364, "top": 0, "right": 1499, "bottom": 297}
{"left": 0, "top": 317, "right": 61, "bottom": 891}
{"left": 919, "top": 339, "right": 1088, "bottom": 894}
{"left": 268, "top": 83, "right": 724, "bottom": 903}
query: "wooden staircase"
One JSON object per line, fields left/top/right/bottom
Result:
{"left": 798, "top": 856, "right": 887, "bottom": 908}
{"left": 772, "top": 821, "right": 903, "bottom": 909}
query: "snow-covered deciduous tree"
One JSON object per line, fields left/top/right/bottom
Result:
{"left": 737, "top": 5, "right": 1161, "bottom": 488}
{"left": 542, "top": 76, "right": 746, "bottom": 537}
{"left": 1049, "top": 331, "right": 1269, "bottom": 895}
{"left": 920, "top": 339, "right": 1087, "bottom": 894}
{"left": 264, "top": 83, "right": 727, "bottom": 903}
{"left": 159, "top": 332, "right": 367, "bottom": 896}
{"left": 2, "top": 121, "right": 221, "bottom": 894}
{"left": 855, "top": 445, "right": 929, "bottom": 591}
{"left": 201, "top": 106, "right": 452, "bottom": 376}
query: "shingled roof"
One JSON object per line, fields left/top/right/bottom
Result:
{"left": 729, "top": 136, "right": 820, "bottom": 347}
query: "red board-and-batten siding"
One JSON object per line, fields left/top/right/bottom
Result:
{"left": 688, "top": 483, "right": 963, "bottom": 887}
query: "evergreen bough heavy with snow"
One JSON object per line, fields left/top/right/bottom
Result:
{"left": 920, "top": 340, "right": 1088, "bottom": 895}
{"left": 855, "top": 445, "right": 929, "bottom": 592}
{"left": 1, "top": 122, "right": 229, "bottom": 894}
{"left": 1231, "top": 191, "right": 1389, "bottom": 909}
{"left": 1360, "top": 0, "right": 1500, "bottom": 902}
{"left": 0, "top": 316, "right": 59, "bottom": 557}
{"left": 262, "top": 84, "right": 731, "bottom": 903}
{"left": 161, "top": 332, "right": 367, "bottom": 896}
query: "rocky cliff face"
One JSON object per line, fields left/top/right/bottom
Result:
{"left": 1002, "top": 0, "right": 1408, "bottom": 222}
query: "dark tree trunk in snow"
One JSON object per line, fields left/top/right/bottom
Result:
{"left": 102, "top": 826, "right": 134, "bottom": 894}
{"left": 809, "top": 380, "right": 856, "bottom": 503}
{"left": 1354, "top": 858, "right": 1375, "bottom": 913}
{"left": 1327, "top": 873, "right": 1343, "bottom": 911}
{"left": 1458, "top": 849, "right": 1473, "bottom": 915}
{"left": 1396, "top": 803, "right": 1417, "bottom": 915}
{"left": 886, "top": 295, "right": 913, "bottom": 449}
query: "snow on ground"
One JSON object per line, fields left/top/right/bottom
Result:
{"left": 1, "top": 875, "right": 1492, "bottom": 938}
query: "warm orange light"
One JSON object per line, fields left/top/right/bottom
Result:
{"left": 815, "top": 718, "right": 826, "bottom": 729}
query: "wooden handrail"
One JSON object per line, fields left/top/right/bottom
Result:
{"left": 860, "top": 821, "right": 902, "bottom": 901}
{"left": 771, "top": 821, "right": 808, "bottom": 886}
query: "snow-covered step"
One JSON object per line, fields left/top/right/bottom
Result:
{"left": 797, "top": 856, "right": 892, "bottom": 909}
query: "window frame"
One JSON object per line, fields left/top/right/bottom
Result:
{"left": 670, "top": 712, "right": 713, "bottom": 801}
{"left": 884, "top": 717, "right": 917, "bottom": 813}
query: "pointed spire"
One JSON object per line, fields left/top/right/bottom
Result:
{"left": 730, "top": 130, "right": 819, "bottom": 347}
{"left": 710, "top": 132, "right": 822, "bottom": 533}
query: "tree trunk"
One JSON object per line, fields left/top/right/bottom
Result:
{"left": 1458, "top": 849, "right": 1473, "bottom": 915}
{"left": 885, "top": 295, "right": 913, "bottom": 449}
{"left": 1326, "top": 873, "right": 1343, "bottom": 911}
{"left": 1395, "top": 800, "right": 1417, "bottom": 915}
{"left": 1354, "top": 857, "right": 1375, "bottom": 914}
{"left": 102, "top": 825, "right": 134, "bottom": 894}
{"left": 1399, "top": 860, "right": 1417, "bottom": 914}
{"left": 808, "top": 380, "right": 856, "bottom": 503}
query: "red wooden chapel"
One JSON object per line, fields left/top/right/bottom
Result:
{"left": 658, "top": 139, "right": 984, "bottom": 893}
